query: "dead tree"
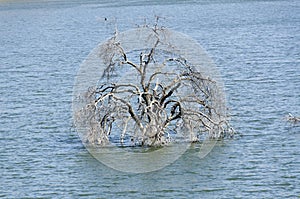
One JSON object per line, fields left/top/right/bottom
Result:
{"left": 77, "top": 26, "right": 234, "bottom": 146}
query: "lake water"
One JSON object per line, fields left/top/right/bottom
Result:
{"left": 0, "top": 0, "right": 299, "bottom": 198}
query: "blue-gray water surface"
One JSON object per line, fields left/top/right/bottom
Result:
{"left": 0, "top": 0, "right": 299, "bottom": 198}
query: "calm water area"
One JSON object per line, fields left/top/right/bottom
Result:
{"left": 0, "top": 0, "right": 299, "bottom": 198}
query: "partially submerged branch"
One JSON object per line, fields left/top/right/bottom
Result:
{"left": 286, "top": 113, "right": 300, "bottom": 124}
